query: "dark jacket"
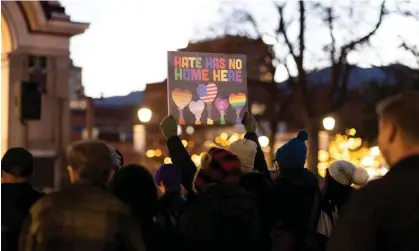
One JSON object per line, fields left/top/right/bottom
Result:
{"left": 158, "top": 191, "right": 186, "bottom": 226}
{"left": 19, "top": 183, "right": 146, "bottom": 251}
{"left": 273, "top": 168, "right": 320, "bottom": 248}
{"left": 165, "top": 136, "right": 261, "bottom": 251}
{"left": 178, "top": 183, "right": 261, "bottom": 251}
{"left": 166, "top": 136, "right": 198, "bottom": 199}
{"left": 2, "top": 184, "right": 43, "bottom": 251}
{"left": 328, "top": 155, "right": 419, "bottom": 251}
{"left": 239, "top": 172, "right": 273, "bottom": 251}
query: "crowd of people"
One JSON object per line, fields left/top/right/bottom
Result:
{"left": 2, "top": 91, "right": 419, "bottom": 251}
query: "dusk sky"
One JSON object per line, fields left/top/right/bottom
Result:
{"left": 60, "top": 0, "right": 419, "bottom": 98}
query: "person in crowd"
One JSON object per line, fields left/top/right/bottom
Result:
{"left": 160, "top": 115, "right": 261, "bottom": 251}
{"left": 155, "top": 163, "right": 186, "bottom": 227}
{"left": 316, "top": 161, "right": 369, "bottom": 250}
{"left": 19, "top": 140, "right": 146, "bottom": 251}
{"left": 2, "top": 148, "right": 43, "bottom": 251}
{"left": 324, "top": 160, "right": 369, "bottom": 214}
{"left": 112, "top": 164, "right": 174, "bottom": 251}
{"left": 272, "top": 130, "right": 321, "bottom": 251}
{"left": 228, "top": 112, "right": 274, "bottom": 251}
{"left": 328, "top": 91, "right": 419, "bottom": 251}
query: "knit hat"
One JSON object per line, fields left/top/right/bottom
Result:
{"left": 228, "top": 139, "right": 257, "bottom": 173}
{"left": 327, "top": 160, "right": 369, "bottom": 186}
{"left": 275, "top": 130, "right": 309, "bottom": 170}
{"left": 193, "top": 148, "right": 241, "bottom": 193}
{"left": 1, "top": 147, "right": 34, "bottom": 177}
{"left": 155, "top": 164, "right": 182, "bottom": 192}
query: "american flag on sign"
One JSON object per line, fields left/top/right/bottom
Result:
{"left": 197, "top": 83, "right": 218, "bottom": 103}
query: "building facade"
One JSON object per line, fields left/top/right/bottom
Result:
{"left": 1, "top": 1, "right": 88, "bottom": 190}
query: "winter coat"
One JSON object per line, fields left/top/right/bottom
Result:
{"left": 272, "top": 168, "right": 320, "bottom": 250}
{"left": 1, "top": 183, "right": 43, "bottom": 251}
{"left": 158, "top": 191, "right": 187, "bottom": 227}
{"left": 327, "top": 155, "right": 419, "bottom": 251}
{"left": 178, "top": 183, "right": 261, "bottom": 251}
{"left": 165, "top": 136, "right": 261, "bottom": 251}
{"left": 239, "top": 172, "right": 274, "bottom": 251}
{"left": 19, "top": 182, "right": 146, "bottom": 251}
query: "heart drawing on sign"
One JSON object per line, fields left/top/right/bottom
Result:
{"left": 197, "top": 83, "right": 218, "bottom": 103}
{"left": 215, "top": 98, "right": 229, "bottom": 112}
{"left": 171, "top": 88, "right": 192, "bottom": 125}
{"left": 189, "top": 100, "right": 205, "bottom": 125}
{"left": 172, "top": 88, "right": 192, "bottom": 109}
{"left": 228, "top": 93, "right": 247, "bottom": 124}
{"left": 197, "top": 83, "right": 218, "bottom": 125}
{"left": 215, "top": 98, "right": 229, "bottom": 125}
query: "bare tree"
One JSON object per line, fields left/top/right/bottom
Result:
{"left": 400, "top": 41, "right": 419, "bottom": 66}
{"left": 231, "top": 0, "right": 388, "bottom": 172}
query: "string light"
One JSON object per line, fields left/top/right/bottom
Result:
{"left": 318, "top": 131, "right": 387, "bottom": 178}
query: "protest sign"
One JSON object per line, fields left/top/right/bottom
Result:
{"left": 167, "top": 51, "right": 248, "bottom": 126}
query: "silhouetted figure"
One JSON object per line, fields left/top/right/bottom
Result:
{"left": 155, "top": 164, "right": 186, "bottom": 227}
{"left": 160, "top": 115, "right": 261, "bottom": 251}
{"left": 19, "top": 140, "right": 146, "bottom": 251}
{"left": 328, "top": 92, "right": 419, "bottom": 251}
{"left": 112, "top": 164, "right": 175, "bottom": 251}
{"left": 2, "top": 148, "right": 43, "bottom": 251}
{"left": 272, "top": 130, "right": 321, "bottom": 251}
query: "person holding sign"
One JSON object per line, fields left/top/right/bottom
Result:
{"left": 159, "top": 115, "right": 261, "bottom": 251}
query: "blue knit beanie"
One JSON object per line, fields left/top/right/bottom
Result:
{"left": 275, "top": 130, "right": 309, "bottom": 170}
{"left": 155, "top": 164, "right": 182, "bottom": 192}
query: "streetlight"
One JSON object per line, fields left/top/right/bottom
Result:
{"left": 258, "top": 136, "right": 270, "bottom": 148}
{"left": 138, "top": 108, "right": 152, "bottom": 123}
{"left": 322, "top": 116, "right": 335, "bottom": 131}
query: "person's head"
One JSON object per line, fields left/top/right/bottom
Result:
{"left": 1, "top": 147, "right": 34, "bottom": 184}
{"left": 326, "top": 160, "right": 369, "bottom": 187}
{"left": 67, "top": 140, "right": 119, "bottom": 185}
{"left": 111, "top": 164, "right": 158, "bottom": 224}
{"left": 377, "top": 91, "right": 419, "bottom": 166}
{"left": 325, "top": 161, "right": 369, "bottom": 209}
{"left": 155, "top": 164, "right": 182, "bottom": 193}
{"left": 275, "top": 130, "right": 308, "bottom": 171}
{"left": 193, "top": 148, "right": 241, "bottom": 193}
{"left": 228, "top": 139, "right": 257, "bottom": 173}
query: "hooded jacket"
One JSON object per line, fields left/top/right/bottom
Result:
{"left": 178, "top": 183, "right": 261, "bottom": 251}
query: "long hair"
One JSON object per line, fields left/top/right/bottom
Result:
{"left": 111, "top": 164, "right": 159, "bottom": 226}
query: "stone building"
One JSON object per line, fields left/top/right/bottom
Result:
{"left": 1, "top": 1, "right": 88, "bottom": 190}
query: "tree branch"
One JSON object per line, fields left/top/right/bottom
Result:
{"left": 400, "top": 41, "right": 419, "bottom": 66}
{"left": 327, "top": 0, "right": 386, "bottom": 109}
{"left": 331, "top": 64, "right": 353, "bottom": 111}
{"left": 340, "top": 0, "right": 386, "bottom": 57}
{"left": 295, "top": 1, "right": 313, "bottom": 118}
{"left": 326, "top": 7, "right": 336, "bottom": 64}
{"left": 277, "top": 4, "right": 298, "bottom": 66}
